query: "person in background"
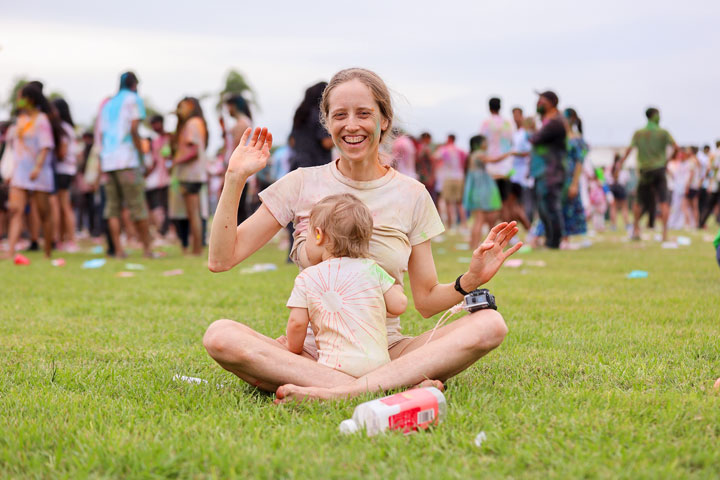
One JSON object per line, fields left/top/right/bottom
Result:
{"left": 146, "top": 115, "right": 171, "bottom": 238}
{"left": 686, "top": 146, "right": 702, "bottom": 228}
{"left": 608, "top": 153, "right": 630, "bottom": 230}
{"left": 74, "top": 131, "right": 101, "bottom": 238}
{"left": 391, "top": 129, "right": 417, "bottom": 179}
{"left": 507, "top": 107, "right": 532, "bottom": 231}
{"left": 5, "top": 84, "right": 59, "bottom": 258}
{"left": 463, "top": 134, "right": 505, "bottom": 249}
{"left": 172, "top": 97, "right": 208, "bottom": 256}
{"left": 480, "top": 98, "right": 517, "bottom": 225}
{"left": 619, "top": 107, "right": 678, "bottom": 241}
{"left": 696, "top": 144, "right": 711, "bottom": 226}
{"left": 699, "top": 142, "right": 720, "bottom": 228}
{"left": 289, "top": 82, "right": 333, "bottom": 172}
{"left": 0, "top": 121, "right": 11, "bottom": 240}
{"left": 223, "top": 95, "right": 253, "bottom": 224}
{"left": 434, "top": 134, "right": 467, "bottom": 231}
{"left": 51, "top": 98, "right": 79, "bottom": 252}
{"left": 97, "top": 71, "right": 153, "bottom": 258}
{"left": 415, "top": 132, "right": 437, "bottom": 205}
{"left": 529, "top": 90, "right": 566, "bottom": 249}
{"left": 559, "top": 108, "right": 588, "bottom": 244}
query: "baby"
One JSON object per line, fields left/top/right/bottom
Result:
{"left": 285, "top": 193, "right": 407, "bottom": 377}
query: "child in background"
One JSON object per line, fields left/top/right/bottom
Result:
{"left": 463, "top": 134, "right": 505, "bottom": 249}
{"left": 285, "top": 193, "right": 407, "bottom": 377}
{"left": 588, "top": 171, "right": 608, "bottom": 232}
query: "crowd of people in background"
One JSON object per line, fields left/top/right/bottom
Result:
{"left": 1, "top": 71, "right": 719, "bottom": 260}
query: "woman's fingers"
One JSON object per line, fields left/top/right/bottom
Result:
{"left": 266, "top": 132, "right": 273, "bottom": 151}
{"left": 486, "top": 221, "right": 510, "bottom": 242}
{"left": 256, "top": 127, "right": 268, "bottom": 149}
{"left": 239, "top": 127, "right": 252, "bottom": 147}
{"left": 503, "top": 241, "right": 523, "bottom": 258}
{"left": 248, "top": 127, "right": 261, "bottom": 147}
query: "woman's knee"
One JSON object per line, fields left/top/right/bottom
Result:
{"left": 203, "top": 319, "right": 243, "bottom": 360}
{"left": 466, "top": 309, "right": 508, "bottom": 351}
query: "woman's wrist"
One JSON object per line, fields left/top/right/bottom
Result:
{"left": 459, "top": 272, "right": 480, "bottom": 293}
{"left": 225, "top": 170, "right": 249, "bottom": 185}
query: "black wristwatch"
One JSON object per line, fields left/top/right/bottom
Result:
{"left": 454, "top": 274, "right": 471, "bottom": 296}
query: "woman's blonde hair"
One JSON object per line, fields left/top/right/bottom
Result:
{"left": 320, "top": 68, "right": 394, "bottom": 145}
{"left": 309, "top": 193, "right": 373, "bottom": 259}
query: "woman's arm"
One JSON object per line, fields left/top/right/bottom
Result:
{"left": 174, "top": 143, "right": 199, "bottom": 164}
{"left": 408, "top": 222, "right": 522, "bottom": 318}
{"left": 29, "top": 148, "right": 50, "bottom": 181}
{"left": 286, "top": 307, "right": 310, "bottom": 354}
{"left": 568, "top": 161, "right": 583, "bottom": 199}
{"left": 208, "top": 127, "right": 279, "bottom": 272}
{"left": 482, "top": 152, "right": 513, "bottom": 164}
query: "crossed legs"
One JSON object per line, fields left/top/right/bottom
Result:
{"left": 203, "top": 308, "right": 508, "bottom": 401}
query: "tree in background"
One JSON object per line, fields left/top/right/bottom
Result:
{"left": 217, "top": 69, "right": 257, "bottom": 111}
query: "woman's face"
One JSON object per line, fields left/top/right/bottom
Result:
{"left": 326, "top": 79, "right": 388, "bottom": 163}
{"left": 177, "top": 100, "right": 193, "bottom": 120}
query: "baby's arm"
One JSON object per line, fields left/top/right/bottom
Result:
{"left": 286, "top": 307, "right": 310, "bottom": 355}
{"left": 384, "top": 284, "right": 408, "bottom": 317}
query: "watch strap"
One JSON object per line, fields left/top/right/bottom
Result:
{"left": 454, "top": 274, "right": 471, "bottom": 296}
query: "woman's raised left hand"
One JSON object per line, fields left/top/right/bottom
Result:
{"left": 466, "top": 221, "right": 523, "bottom": 287}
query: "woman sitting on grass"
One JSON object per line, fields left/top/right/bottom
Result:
{"left": 203, "top": 68, "right": 522, "bottom": 402}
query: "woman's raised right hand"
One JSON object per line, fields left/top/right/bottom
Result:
{"left": 227, "top": 127, "right": 273, "bottom": 179}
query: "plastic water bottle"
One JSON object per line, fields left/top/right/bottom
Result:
{"left": 339, "top": 387, "right": 446, "bottom": 436}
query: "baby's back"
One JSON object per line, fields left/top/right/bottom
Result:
{"left": 300, "top": 257, "right": 394, "bottom": 377}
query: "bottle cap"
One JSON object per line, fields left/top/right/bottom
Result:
{"left": 339, "top": 419, "right": 359, "bottom": 435}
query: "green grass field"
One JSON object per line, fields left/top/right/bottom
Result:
{"left": 2, "top": 229, "right": 719, "bottom": 479}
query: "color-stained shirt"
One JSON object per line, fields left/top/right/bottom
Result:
{"left": 55, "top": 121, "right": 78, "bottom": 176}
{"left": 510, "top": 128, "right": 532, "bottom": 187}
{"left": 175, "top": 117, "right": 208, "bottom": 183}
{"left": 631, "top": 122, "right": 675, "bottom": 173}
{"left": 287, "top": 257, "right": 395, "bottom": 377}
{"left": 434, "top": 143, "right": 467, "bottom": 191}
{"left": 146, "top": 133, "right": 171, "bottom": 190}
{"left": 9, "top": 112, "right": 55, "bottom": 192}
{"left": 480, "top": 114, "right": 514, "bottom": 177}
{"left": 530, "top": 115, "right": 566, "bottom": 185}
{"left": 259, "top": 160, "right": 444, "bottom": 344}
{"left": 391, "top": 134, "right": 417, "bottom": 179}
{"left": 99, "top": 89, "right": 146, "bottom": 172}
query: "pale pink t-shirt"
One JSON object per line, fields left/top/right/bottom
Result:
{"left": 260, "top": 160, "right": 444, "bottom": 344}
{"left": 287, "top": 257, "right": 396, "bottom": 377}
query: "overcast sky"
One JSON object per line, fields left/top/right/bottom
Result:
{"left": 1, "top": 0, "right": 719, "bottom": 153}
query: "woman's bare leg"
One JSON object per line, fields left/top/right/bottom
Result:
{"left": 183, "top": 193, "right": 203, "bottom": 255}
{"left": 469, "top": 211, "right": 485, "bottom": 249}
{"left": 203, "top": 319, "right": 357, "bottom": 392}
{"left": 33, "top": 191, "right": 53, "bottom": 258}
{"left": 59, "top": 190, "right": 76, "bottom": 244}
{"left": 275, "top": 308, "right": 508, "bottom": 402}
{"left": 6, "top": 188, "right": 27, "bottom": 256}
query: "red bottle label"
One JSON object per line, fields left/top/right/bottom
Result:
{"left": 381, "top": 389, "right": 439, "bottom": 433}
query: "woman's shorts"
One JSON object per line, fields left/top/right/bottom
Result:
{"left": 146, "top": 187, "right": 168, "bottom": 210}
{"left": 441, "top": 179, "right": 464, "bottom": 203}
{"left": 637, "top": 167, "right": 668, "bottom": 211}
{"left": 180, "top": 182, "right": 203, "bottom": 195}
{"left": 495, "top": 178, "right": 512, "bottom": 201}
{"left": 687, "top": 189, "right": 699, "bottom": 200}
{"left": 54, "top": 173, "right": 74, "bottom": 191}
{"left": 610, "top": 184, "right": 627, "bottom": 202}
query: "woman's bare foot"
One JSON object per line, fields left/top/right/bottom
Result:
{"left": 274, "top": 384, "right": 336, "bottom": 404}
{"left": 414, "top": 379, "right": 444, "bottom": 391}
{"left": 274, "top": 379, "right": 444, "bottom": 404}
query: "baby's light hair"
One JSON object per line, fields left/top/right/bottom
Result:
{"left": 309, "top": 194, "right": 373, "bottom": 259}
